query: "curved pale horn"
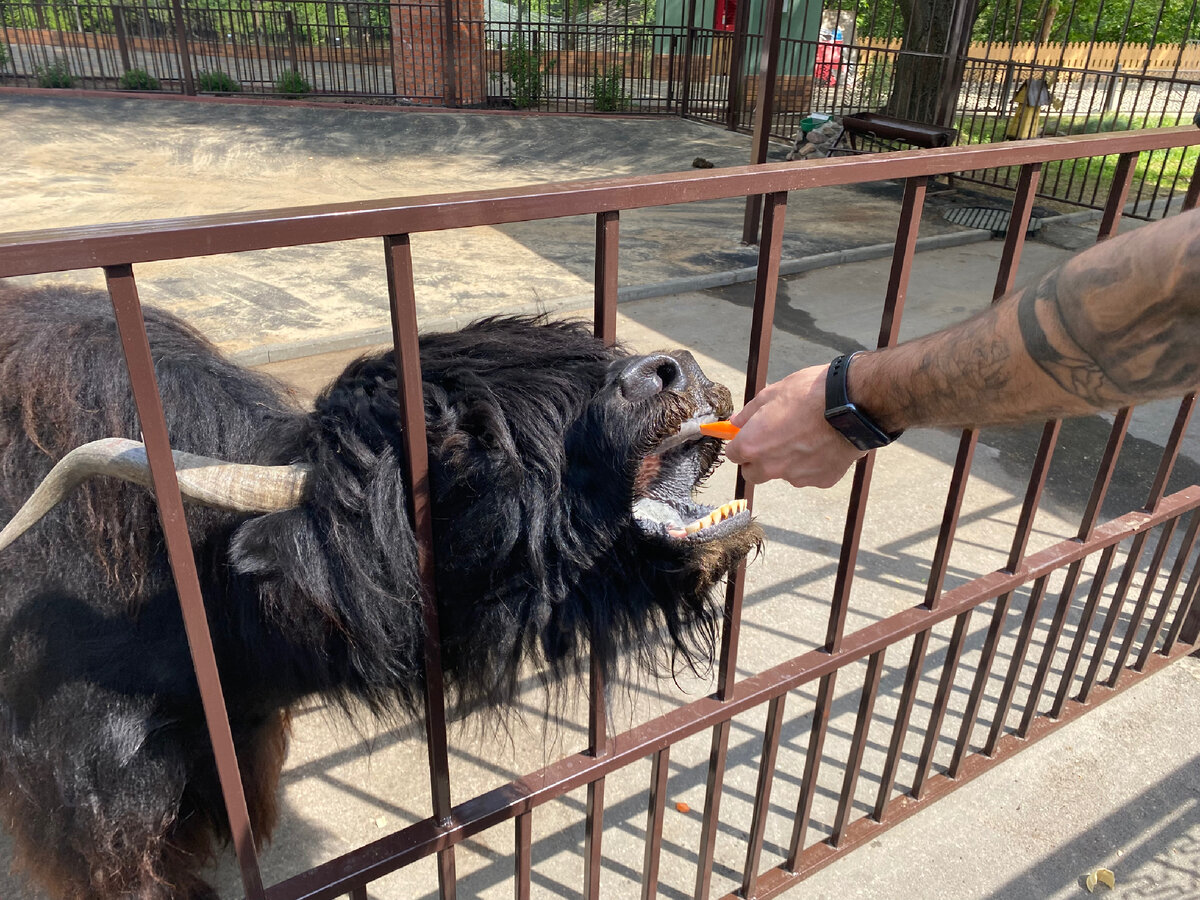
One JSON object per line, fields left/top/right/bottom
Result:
{"left": 0, "top": 438, "right": 311, "bottom": 552}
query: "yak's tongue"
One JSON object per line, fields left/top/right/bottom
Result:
{"left": 667, "top": 499, "right": 748, "bottom": 538}
{"left": 653, "top": 414, "right": 718, "bottom": 454}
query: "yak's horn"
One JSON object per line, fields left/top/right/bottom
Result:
{"left": 0, "top": 438, "right": 311, "bottom": 552}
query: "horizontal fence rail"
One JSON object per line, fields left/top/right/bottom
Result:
{"left": 1, "top": 126, "right": 1198, "bottom": 900}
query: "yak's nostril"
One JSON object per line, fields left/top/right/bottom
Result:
{"left": 619, "top": 354, "right": 687, "bottom": 402}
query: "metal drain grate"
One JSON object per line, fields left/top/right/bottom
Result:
{"left": 943, "top": 205, "right": 1044, "bottom": 235}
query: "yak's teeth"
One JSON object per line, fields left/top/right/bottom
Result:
{"left": 678, "top": 499, "right": 749, "bottom": 537}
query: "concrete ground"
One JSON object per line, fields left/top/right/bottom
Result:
{"left": 2, "top": 92, "right": 1199, "bottom": 900}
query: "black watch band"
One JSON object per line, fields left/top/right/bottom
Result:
{"left": 823, "top": 352, "right": 903, "bottom": 451}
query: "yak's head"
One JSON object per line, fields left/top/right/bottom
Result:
{"left": 0, "top": 317, "right": 762, "bottom": 716}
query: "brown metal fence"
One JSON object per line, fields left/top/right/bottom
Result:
{"left": 1, "top": 126, "right": 1199, "bottom": 899}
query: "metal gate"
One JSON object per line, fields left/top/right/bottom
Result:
{"left": 1, "top": 126, "right": 1198, "bottom": 899}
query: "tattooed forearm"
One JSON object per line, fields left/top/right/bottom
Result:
{"left": 1015, "top": 270, "right": 1118, "bottom": 407}
{"left": 852, "top": 209, "right": 1200, "bottom": 433}
{"left": 1017, "top": 218, "right": 1200, "bottom": 408}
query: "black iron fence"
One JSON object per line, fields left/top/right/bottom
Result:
{"left": 2, "top": 0, "right": 1199, "bottom": 215}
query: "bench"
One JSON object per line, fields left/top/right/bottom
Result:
{"left": 839, "top": 112, "right": 958, "bottom": 152}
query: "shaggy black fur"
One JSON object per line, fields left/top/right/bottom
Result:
{"left": 0, "top": 283, "right": 760, "bottom": 899}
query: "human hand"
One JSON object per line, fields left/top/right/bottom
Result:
{"left": 724, "top": 364, "right": 866, "bottom": 488}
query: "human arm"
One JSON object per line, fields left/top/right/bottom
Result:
{"left": 724, "top": 208, "right": 1200, "bottom": 487}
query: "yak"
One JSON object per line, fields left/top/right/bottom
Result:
{"left": 0, "top": 283, "right": 761, "bottom": 900}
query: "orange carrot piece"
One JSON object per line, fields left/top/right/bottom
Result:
{"left": 699, "top": 420, "right": 740, "bottom": 440}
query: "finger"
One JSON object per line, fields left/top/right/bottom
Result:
{"left": 730, "top": 391, "right": 769, "bottom": 427}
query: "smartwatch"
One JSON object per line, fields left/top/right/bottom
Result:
{"left": 823, "top": 352, "right": 903, "bottom": 451}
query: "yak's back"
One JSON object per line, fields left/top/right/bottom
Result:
{"left": 0, "top": 283, "right": 299, "bottom": 612}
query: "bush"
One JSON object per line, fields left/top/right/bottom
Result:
{"left": 590, "top": 66, "right": 628, "bottom": 112}
{"left": 36, "top": 62, "right": 74, "bottom": 88}
{"left": 274, "top": 68, "right": 312, "bottom": 98}
{"left": 0, "top": 42, "right": 9, "bottom": 72}
{"left": 196, "top": 70, "right": 241, "bottom": 93}
{"left": 120, "top": 68, "right": 161, "bottom": 91}
{"left": 506, "top": 34, "right": 554, "bottom": 109}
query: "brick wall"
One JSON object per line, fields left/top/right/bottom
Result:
{"left": 391, "top": 0, "right": 485, "bottom": 104}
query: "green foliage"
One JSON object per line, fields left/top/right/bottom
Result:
{"left": 36, "top": 61, "right": 74, "bottom": 88}
{"left": 856, "top": 56, "right": 893, "bottom": 109}
{"left": 0, "top": 42, "right": 9, "bottom": 72}
{"left": 834, "top": 0, "right": 1196, "bottom": 45}
{"left": 506, "top": 34, "right": 555, "bottom": 108}
{"left": 274, "top": 68, "right": 312, "bottom": 97}
{"left": 973, "top": 0, "right": 1196, "bottom": 43}
{"left": 590, "top": 65, "right": 628, "bottom": 111}
{"left": 119, "top": 68, "right": 161, "bottom": 90}
{"left": 952, "top": 111, "right": 1198, "bottom": 209}
{"left": 196, "top": 69, "right": 242, "bottom": 93}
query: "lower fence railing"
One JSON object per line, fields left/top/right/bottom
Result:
{"left": 1, "top": 126, "right": 1198, "bottom": 899}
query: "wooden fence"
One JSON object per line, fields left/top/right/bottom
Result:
{"left": 858, "top": 39, "right": 1200, "bottom": 77}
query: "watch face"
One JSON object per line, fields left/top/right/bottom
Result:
{"left": 825, "top": 404, "right": 887, "bottom": 451}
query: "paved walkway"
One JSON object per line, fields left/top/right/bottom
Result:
{"left": 1, "top": 92, "right": 994, "bottom": 359}
{"left": 2, "top": 92, "right": 1198, "bottom": 900}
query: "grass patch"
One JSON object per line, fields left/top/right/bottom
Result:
{"left": 952, "top": 111, "right": 1197, "bottom": 208}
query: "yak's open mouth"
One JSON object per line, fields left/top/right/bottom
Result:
{"left": 632, "top": 413, "right": 751, "bottom": 543}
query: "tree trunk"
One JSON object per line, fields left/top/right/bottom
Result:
{"left": 1036, "top": 0, "right": 1060, "bottom": 43}
{"left": 884, "top": 0, "right": 956, "bottom": 123}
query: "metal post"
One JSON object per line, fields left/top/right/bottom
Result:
{"left": 441, "top": 0, "right": 459, "bottom": 106}
{"left": 741, "top": 0, "right": 785, "bottom": 244}
{"left": 113, "top": 6, "right": 132, "bottom": 74}
{"left": 723, "top": 0, "right": 752, "bottom": 131}
{"left": 679, "top": 0, "right": 698, "bottom": 116}
{"left": 170, "top": 0, "right": 195, "bottom": 94}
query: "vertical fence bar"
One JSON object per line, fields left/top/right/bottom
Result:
{"left": 1076, "top": 532, "right": 1152, "bottom": 703}
{"left": 983, "top": 576, "right": 1049, "bottom": 753}
{"left": 1145, "top": 395, "right": 1198, "bottom": 514}
{"left": 948, "top": 592, "right": 1013, "bottom": 776}
{"left": 740, "top": 693, "right": 787, "bottom": 898}
{"left": 584, "top": 654, "right": 608, "bottom": 900}
{"left": 641, "top": 748, "right": 670, "bottom": 900}
{"left": 1073, "top": 393, "right": 1198, "bottom": 702}
{"left": 594, "top": 210, "right": 619, "bottom": 344}
{"left": 1163, "top": 553, "right": 1200, "bottom": 653}
{"left": 786, "top": 673, "right": 835, "bottom": 869}
{"left": 950, "top": 407, "right": 1063, "bottom": 773}
{"left": 723, "top": 0, "right": 752, "bottom": 131}
{"left": 741, "top": 0, "right": 784, "bottom": 244}
{"left": 1106, "top": 518, "right": 1179, "bottom": 684}
{"left": 383, "top": 234, "right": 457, "bottom": 899}
{"left": 515, "top": 812, "right": 532, "bottom": 900}
{"left": 1186, "top": 158, "right": 1200, "bottom": 211}
{"left": 694, "top": 722, "right": 731, "bottom": 900}
{"left": 911, "top": 609, "right": 973, "bottom": 797}
{"left": 695, "top": 190, "right": 786, "bottom": 900}
{"left": 170, "top": 0, "right": 194, "bottom": 93}
{"left": 1136, "top": 510, "right": 1200, "bottom": 669}
{"left": 584, "top": 206, "right": 619, "bottom": 900}
{"left": 830, "top": 650, "right": 884, "bottom": 845}
{"left": 104, "top": 264, "right": 265, "bottom": 900}
{"left": 856, "top": 175, "right": 932, "bottom": 821}
{"left": 1098, "top": 152, "right": 1139, "bottom": 238}
{"left": 1049, "top": 543, "right": 1120, "bottom": 716}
